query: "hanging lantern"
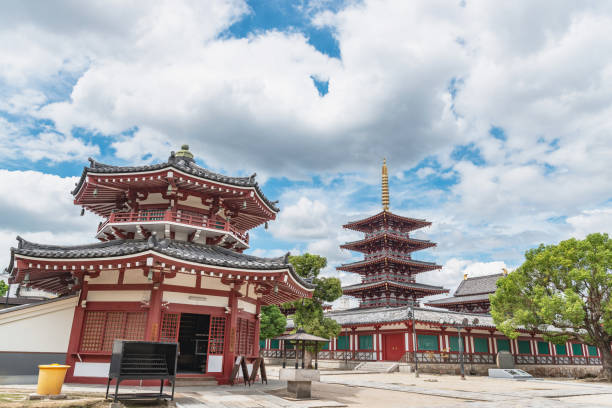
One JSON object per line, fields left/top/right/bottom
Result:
{"left": 265, "top": 222, "right": 268, "bottom": 230}
{"left": 242, "top": 200, "right": 247, "bottom": 209}
{"left": 93, "top": 187, "right": 98, "bottom": 196}
{"left": 80, "top": 207, "right": 85, "bottom": 216}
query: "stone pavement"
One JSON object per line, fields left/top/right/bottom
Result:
{"left": 4, "top": 370, "right": 612, "bottom": 407}
{"left": 175, "top": 389, "right": 345, "bottom": 408}
{"left": 318, "top": 373, "right": 612, "bottom": 407}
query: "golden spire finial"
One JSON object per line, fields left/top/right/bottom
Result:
{"left": 382, "top": 158, "right": 389, "bottom": 211}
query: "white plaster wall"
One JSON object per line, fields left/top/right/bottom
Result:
{"left": 237, "top": 300, "right": 256, "bottom": 314}
{"left": 0, "top": 297, "right": 77, "bottom": 352}
{"left": 201, "top": 277, "right": 229, "bottom": 291}
{"left": 163, "top": 291, "right": 228, "bottom": 307}
{"left": 87, "top": 290, "right": 149, "bottom": 302}
{"left": 179, "top": 195, "right": 208, "bottom": 210}
{"left": 85, "top": 270, "right": 119, "bottom": 284}
{"left": 174, "top": 231, "right": 188, "bottom": 241}
{"left": 123, "top": 269, "right": 149, "bottom": 284}
{"left": 138, "top": 193, "right": 168, "bottom": 205}
{"left": 164, "top": 274, "right": 196, "bottom": 287}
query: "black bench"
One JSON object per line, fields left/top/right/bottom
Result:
{"left": 105, "top": 340, "right": 178, "bottom": 402}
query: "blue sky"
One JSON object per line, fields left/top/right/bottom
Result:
{"left": 1, "top": 0, "right": 611, "bottom": 295}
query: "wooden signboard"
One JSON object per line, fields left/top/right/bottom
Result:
{"left": 249, "top": 357, "right": 268, "bottom": 384}
{"left": 229, "top": 356, "right": 251, "bottom": 386}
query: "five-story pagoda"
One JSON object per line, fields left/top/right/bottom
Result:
{"left": 338, "top": 160, "right": 448, "bottom": 308}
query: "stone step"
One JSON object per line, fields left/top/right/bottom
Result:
{"left": 355, "top": 362, "right": 399, "bottom": 373}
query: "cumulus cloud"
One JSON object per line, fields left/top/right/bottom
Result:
{"left": 1, "top": 0, "right": 611, "bottom": 293}
{"left": 0, "top": 170, "right": 99, "bottom": 268}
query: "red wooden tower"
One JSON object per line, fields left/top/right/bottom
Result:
{"left": 338, "top": 160, "right": 448, "bottom": 308}
{"left": 6, "top": 145, "right": 313, "bottom": 384}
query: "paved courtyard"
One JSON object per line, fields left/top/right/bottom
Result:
{"left": 2, "top": 368, "right": 612, "bottom": 407}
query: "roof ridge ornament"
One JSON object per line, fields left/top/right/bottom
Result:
{"left": 382, "top": 158, "right": 389, "bottom": 211}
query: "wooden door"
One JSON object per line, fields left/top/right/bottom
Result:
{"left": 383, "top": 333, "right": 405, "bottom": 361}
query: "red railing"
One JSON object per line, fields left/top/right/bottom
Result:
{"left": 98, "top": 210, "right": 249, "bottom": 243}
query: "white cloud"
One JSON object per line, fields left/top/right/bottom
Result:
{"left": 1, "top": 0, "right": 611, "bottom": 293}
{"left": 0, "top": 170, "right": 99, "bottom": 268}
{"left": 420, "top": 258, "right": 508, "bottom": 301}
{"left": 566, "top": 208, "right": 612, "bottom": 240}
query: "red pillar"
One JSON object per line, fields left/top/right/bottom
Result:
{"left": 65, "top": 279, "right": 88, "bottom": 382}
{"left": 221, "top": 287, "right": 239, "bottom": 383}
{"left": 407, "top": 321, "right": 414, "bottom": 352}
{"left": 254, "top": 300, "right": 262, "bottom": 356}
{"left": 145, "top": 273, "right": 163, "bottom": 341}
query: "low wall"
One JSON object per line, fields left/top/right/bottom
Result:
{"left": 0, "top": 352, "right": 67, "bottom": 384}
{"left": 264, "top": 357, "right": 361, "bottom": 370}
{"left": 411, "top": 362, "right": 602, "bottom": 378}
{"left": 266, "top": 357, "right": 603, "bottom": 378}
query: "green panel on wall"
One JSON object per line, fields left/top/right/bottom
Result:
{"left": 359, "top": 335, "right": 373, "bottom": 350}
{"left": 449, "top": 336, "right": 465, "bottom": 352}
{"left": 587, "top": 345, "right": 598, "bottom": 356}
{"left": 518, "top": 340, "right": 531, "bottom": 354}
{"left": 321, "top": 342, "right": 329, "bottom": 350}
{"left": 555, "top": 344, "right": 567, "bottom": 355}
{"left": 259, "top": 340, "right": 266, "bottom": 349}
{"left": 337, "top": 335, "right": 349, "bottom": 350}
{"left": 537, "top": 341, "right": 550, "bottom": 355}
{"left": 285, "top": 341, "right": 294, "bottom": 349}
{"left": 270, "top": 339, "right": 280, "bottom": 349}
{"left": 571, "top": 343, "right": 583, "bottom": 356}
{"left": 473, "top": 337, "right": 489, "bottom": 353}
{"left": 496, "top": 339, "right": 510, "bottom": 352}
{"left": 417, "top": 334, "right": 439, "bottom": 351}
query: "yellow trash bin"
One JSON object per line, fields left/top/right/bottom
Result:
{"left": 36, "top": 364, "right": 70, "bottom": 395}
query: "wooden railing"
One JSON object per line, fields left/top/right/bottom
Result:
{"left": 261, "top": 348, "right": 602, "bottom": 366}
{"left": 260, "top": 349, "right": 375, "bottom": 361}
{"left": 398, "top": 351, "right": 601, "bottom": 366}
{"left": 98, "top": 210, "right": 249, "bottom": 243}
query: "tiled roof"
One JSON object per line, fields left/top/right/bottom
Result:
{"left": 324, "top": 305, "right": 495, "bottom": 327}
{"left": 72, "top": 155, "right": 279, "bottom": 212}
{"left": 425, "top": 293, "right": 491, "bottom": 305}
{"left": 342, "top": 280, "right": 446, "bottom": 293}
{"left": 337, "top": 256, "right": 441, "bottom": 271}
{"left": 0, "top": 295, "right": 77, "bottom": 315}
{"left": 9, "top": 236, "right": 314, "bottom": 289}
{"left": 454, "top": 273, "right": 503, "bottom": 296}
{"left": 343, "top": 211, "right": 431, "bottom": 231}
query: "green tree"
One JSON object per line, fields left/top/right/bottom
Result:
{"left": 287, "top": 253, "right": 342, "bottom": 367}
{"left": 0, "top": 280, "right": 8, "bottom": 298}
{"left": 259, "top": 305, "right": 287, "bottom": 340}
{"left": 490, "top": 233, "right": 612, "bottom": 380}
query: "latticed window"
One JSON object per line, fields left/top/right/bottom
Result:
{"left": 336, "top": 335, "right": 349, "bottom": 350}
{"left": 496, "top": 338, "right": 510, "bottom": 352}
{"left": 555, "top": 344, "right": 567, "bottom": 355}
{"left": 247, "top": 319, "right": 255, "bottom": 355}
{"left": 448, "top": 336, "right": 465, "bottom": 352}
{"left": 587, "top": 345, "right": 598, "bottom": 356}
{"left": 235, "top": 318, "right": 255, "bottom": 356}
{"left": 159, "top": 313, "right": 180, "bottom": 342}
{"left": 81, "top": 311, "right": 147, "bottom": 352}
{"left": 537, "top": 341, "right": 550, "bottom": 355}
{"left": 473, "top": 337, "right": 489, "bottom": 353}
{"left": 517, "top": 340, "right": 531, "bottom": 354}
{"left": 358, "top": 335, "right": 373, "bottom": 350}
{"left": 208, "top": 316, "right": 226, "bottom": 355}
{"left": 571, "top": 343, "right": 583, "bottom": 356}
{"left": 417, "top": 334, "right": 438, "bottom": 351}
